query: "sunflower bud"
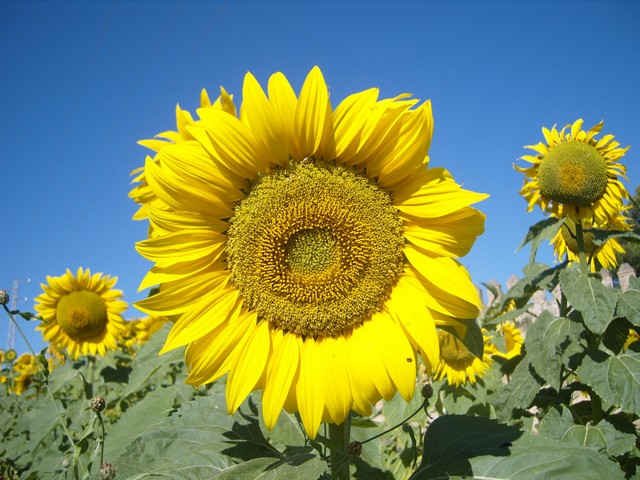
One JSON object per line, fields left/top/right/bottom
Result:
{"left": 91, "top": 396, "right": 106, "bottom": 413}
{"left": 347, "top": 441, "right": 362, "bottom": 457}
{"left": 0, "top": 289, "right": 9, "bottom": 306}
{"left": 100, "top": 463, "right": 116, "bottom": 480}
{"left": 421, "top": 383, "right": 433, "bottom": 400}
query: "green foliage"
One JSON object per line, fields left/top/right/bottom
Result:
{"left": 3, "top": 216, "right": 640, "bottom": 479}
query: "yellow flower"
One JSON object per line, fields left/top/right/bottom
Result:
{"left": 6, "top": 349, "right": 17, "bottom": 362}
{"left": 623, "top": 329, "right": 640, "bottom": 351}
{"left": 492, "top": 321, "right": 524, "bottom": 360}
{"left": 551, "top": 214, "right": 629, "bottom": 272}
{"left": 34, "top": 268, "right": 128, "bottom": 359}
{"left": 133, "top": 66, "right": 487, "bottom": 438}
{"left": 434, "top": 326, "right": 495, "bottom": 386}
{"left": 516, "top": 119, "right": 629, "bottom": 224}
{"left": 10, "top": 353, "right": 40, "bottom": 395}
{"left": 122, "top": 316, "right": 168, "bottom": 348}
{"left": 0, "top": 349, "right": 5, "bottom": 363}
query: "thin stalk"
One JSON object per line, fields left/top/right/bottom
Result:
{"left": 97, "top": 412, "right": 105, "bottom": 467}
{"left": 361, "top": 400, "right": 427, "bottom": 445}
{"left": 574, "top": 221, "right": 589, "bottom": 273}
{"left": 2, "top": 305, "right": 81, "bottom": 480}
{"left": 329, "top": 418, "right": 351, "bottom": 480}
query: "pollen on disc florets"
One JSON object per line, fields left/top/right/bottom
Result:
{"left": 537, "top": 142, "right": 608, "bottom": 206}
{"left": 56, "top": 291, "right": 108, "bottom": 340}
{"left": 226, "top": 159, "right": 404, "bottom": 338}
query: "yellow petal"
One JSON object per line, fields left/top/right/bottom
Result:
{"left": 296, "top": 338, "right": 326, "bottom": 439}
{"left": 267, "top": 71, "right": 297, "bottom": 156}
{"left": 402, "top": 207, "right": 486, "bottom": 258}
{"left": 226, "top": 320, "right": 271, "bottom": 413}
{"left": 405, "top": 246, "right": 481, "bottom": 316}
{"left": 241, "top": 71, "right": 288, "bottom": 167}
{"left": 262, "top": 330, "right": 300, "bottom": 430}
{"left": 385, "top": 272, "right": 439, "bottom": 370}
{"left": 322, "top": 336, "right": 352, "bottom": 425}
{"left": 186, "top": 311, "right": 256, "bottom": 385}
{"left": 293, "top": 66, "right": 334, "bottom": 161}
{"left": 160, "top": 288, "right": 241, "bottom": 353}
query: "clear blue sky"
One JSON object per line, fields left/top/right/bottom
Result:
{"left": 1, "top": 1, "right": 638, "bottom": 352}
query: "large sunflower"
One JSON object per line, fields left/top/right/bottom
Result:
{"left": 516, "top": 119, "right": 629, "bottom": 224}
{"left": 133, "top": 66, "right": 488, "bottom": 438}
{"left": 551, "top": 214, "right": 630, "bottom": 272}
{"left": 34, "top": 268, "right": 128, "bottom": 359}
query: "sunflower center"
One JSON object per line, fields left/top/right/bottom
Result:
{"left": 56, "top": 291, "right": 108, "bottom": 340}
{"left": 537, "top": 142, "right": 608, "bottom": 206}
{"left": 438, "top": 330, "right": 475, "bottom": 364}
{"left": 285, "top": 228, "right": 339, "bottom": 275}
{"left": 226, "top": 160, "right": 404, "bottom": 338}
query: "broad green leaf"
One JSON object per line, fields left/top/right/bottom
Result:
{"left": 539, "top": 407, "right": 636, "bottom": 457}
{"left": 410, "top": 415, "right": 522, "bottom": 479}
{"left": 503, "top": 262, "right": 562, "bottom": 308}
{"left": 559, "top": 265, "right": 618, "bottom": 334}
{"left": 616, "top": 285, "right": 640, "bottom": 326}
{"left": 489, "top": 357, "right": 543, "bottom": 421}
{"left": 105, "top": 386, "right": 177, "bottom": 463}
{"left": 525, "top": 312, "right": 583, "bottom": 389}
{"left": 577, "top": 352, "right": 640, "bottom": 414}
{"left": 468, "top": 431, "right": 623, "bottom": 480}
{"left": 517, "top": 217, "right": 563, "bottom": 263}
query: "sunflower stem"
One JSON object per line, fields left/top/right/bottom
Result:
{"left": 575, "top": 221, "right": 589, "bottom": 273}
{"left": 328, "top": 419, "right": 351, "bottom": 480}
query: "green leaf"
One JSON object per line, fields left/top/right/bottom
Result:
{"left": 410, "top": 415, "right": 522, "bottom": 479}
{"left": 539, "top": 407, "right": 636, "bottom": 457}
{"left": 503, "top": 262, "right": 563, "bottom": 308}
{"left": 489, "top": 357, "right": 543, "bottom": 421}
{"left": 468, "top": 432, "right": 623, "bottom": 480}
{"left": 438, "top": 321, "right": 484, "bottom": 359}
{"left": 577, "top": 352, "right": 640, "bottom": 414}
{"left": 616, "top": 284, "right": 640, "bottom": 326}
{"left": 525, "top": 311, "right": 584, "bottom": 389}
{"left": 105, "top": 386, "right": 178, "bottom": 462}
{"left": 517, "top": 217, "right": 563, "bottom": 264}
{"left": 586, "top": 228, "right": 640, "bottom": 248}
{"left": 559, "top": 265, "right": 618, "bottom": 334}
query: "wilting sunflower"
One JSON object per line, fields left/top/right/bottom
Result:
{"left": 133, "top": 66, "right": 487, "bottom": 438}
{"left": 492, "top": 321, "right": 524, "bottom": 361}
{"left": 516, "top": 119, "right": 629, "bottom": 224}
{"left": 434, "top": 326, "right": 495, "bottom": 386}
{"left": 551, "top": 214, "right": 630, "bottom": 272}
{"left": 34, "top": 268, "right": 128, "bottom": 359}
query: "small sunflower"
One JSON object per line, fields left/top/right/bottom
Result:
{"left": 11, "top": 353, "right": 40, "bottom": 395}
{"left": 492, "top": 321, "right": 524, "bottom": 360}
{"left": 34, "top": 268, "right": 128, "bottom": 359}
{"left": 132, "top": 66, "right": 487, "bottom": 438}
{"left": 551, "top": 214, "right": 630, "bottom": 272}
{"left": 122, "top": 316, "right": 168, "bottom": 348}
{"left": 434, "top": 326, "right": 495, "bottom": 386}
{"left": 516, "top": 119, "right": 629, "bottom": 224}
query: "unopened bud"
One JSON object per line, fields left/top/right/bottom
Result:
{"left": 0, "top": 290, "right": 9, "bottom": 306}
{"left": 91, "top": 396, "right": 106, "bottom": 413}
{"left": 347, "top": 441, "right": 362, "bottom": 457}
{"left": 100, "top": 463, "right": 116, "bottom": 480}
{"left": 421, "top": 383, "right": 433, "bottom": 399}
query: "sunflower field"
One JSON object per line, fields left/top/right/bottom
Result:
{"left": 2, "top": 67, "right": 639, "bottom": 480}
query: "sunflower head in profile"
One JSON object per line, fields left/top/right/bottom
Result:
{"left": 34, "top": 268, "right": 127, "bottom": 359}
{"left": 132, "top": 66, "right": 488, "bottom": 438}
{"left": 491, "top": 321, "right": 524, "bottom": 361}
{"left": 550, "top": 213, "right": 630, "bottom": 272}
{"left": 433, "top": 325, "right": 495, "bottom": 387}
{"left": 516, "top": 119, "right": 629, "bottom": 224}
